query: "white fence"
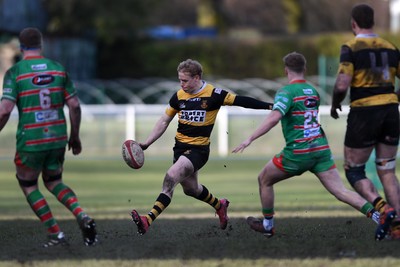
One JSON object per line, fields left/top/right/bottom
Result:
{"left": 0, "top": 105, "right": 350, "bottom": 159}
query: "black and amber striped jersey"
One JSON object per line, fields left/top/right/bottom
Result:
{"left": 166, "top": 82, "right": 236, "bottom": 146}
{"left": 338, "top": 34, "right": 400, "bottom": 107}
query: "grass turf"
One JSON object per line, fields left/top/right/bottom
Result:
{"left": 0, "top": 157, "right": 399, "bottom": 267}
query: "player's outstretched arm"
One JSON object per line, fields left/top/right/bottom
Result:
{"left": 140, "top": 113, "right": 174, "bottom": 150}
{"left": 233, "top": 96, "right": 273, "bottom": 110}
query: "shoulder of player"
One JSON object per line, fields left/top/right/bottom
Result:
{"left": 278, "top": 84, "right": 294, "bottom": 94}
{"left": 278, "top": 83, "right": 317, "bottom": 97}
{"left": 210, "top": 84, "right": 231, "bottom": 96}
{"left": 346, "top": 36, "right": 398, "bottom": 50}
{"left": 44, "top": 58, "right": 67, "bottom": 70}
{"left": 18, "top": 57, "right": 67, "bottom": 72}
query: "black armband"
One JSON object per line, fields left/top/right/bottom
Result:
{"left": 233, "top": 96, "right": 273, "bottom": 110}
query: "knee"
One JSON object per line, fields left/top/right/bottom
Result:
{"left": 258, "top": 173, "right": 272, "bottom": 187}
{"left": 16, "top": 174, "right": 38, "bottom": 195}
{"left": 43, "top": 173, "right": 62, "bottom": 190}
{"left": 16, "top": 174, "right": 38, "bottom": 188}
{"left": 345, "top": 164, "right": 366, "bottom": 187}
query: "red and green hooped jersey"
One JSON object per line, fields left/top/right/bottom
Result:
{"left": 1, "top": 56, "right": 77, "bottom": 152}
{"left": 272, "top": 80, "right": 330, "bottom": 157}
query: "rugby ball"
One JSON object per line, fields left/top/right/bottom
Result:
{"left": 122, "top": 140, "right": 145, "bottom": 169}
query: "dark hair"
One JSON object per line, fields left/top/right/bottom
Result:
{"left": 19, "top": 27, "right": 43, "bottom": 50}
{"left": 283, "top": 52, "right": 306, "bottom": 73}
{"left": 177, "top": 59, "right": 203, "bottom": 78}
{"left": 351, "top": 4, "right": 374, "bottom": 29}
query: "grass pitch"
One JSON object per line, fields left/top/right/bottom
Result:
{"left": 0, "top": 157, "right": 399, "bottom": 267}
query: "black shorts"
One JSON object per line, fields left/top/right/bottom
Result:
{"left": 173, "top": 142, "right": 210, "bottom": 171}
{"left": 345, "top": 104, "right": 399, "bottom": 148}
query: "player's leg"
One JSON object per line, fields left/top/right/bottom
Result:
{"left": 14, "top": 151, "right": 66, "bottom": 247}
{"left": 375, "top": 142, "right": 400, "bottom": 239}
{"left": 344, "top": 146, "right": 382, "bottom": 202}
{"left": 375, "top": 143, "right": 400, "bottom": 213}
{"left": 313, "top": 150, "right": 382, "bottom": 224}
{"left": 317, "top": 167, "right": 394, "bottom": 240}
{"left": 344, "top": 147, "right": 395, "bottom": 235}
{"left": 317, "top": 167, "right": 373, "bottom": 211}
{"left": 181, "top": 173, "right": 230, "bottom": 230}
{"left": 44, "top": 172, "right": 98, "bottom": 246}
{"left": 343, "top": 108, "right": 395, "bottom": 234}
{"left": 131, "top": 155, "right": 193, "bottom": 235}
{"left": 43, "top": 148, "right": 97, "bottom": 246}
{"left": 247, "top": 158, "right": 292, "bottom": 237}
{"left": 179, "top": 149, "right": 230, "bottom": 229}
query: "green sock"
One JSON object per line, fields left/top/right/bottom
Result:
{"left": 26, "top": 190, "right": 60, "bottom": 235}
{"left": 262, "top": 208, "right": 274, "bottom": 219}
{"left": 360, "top": 202, "right": 374, "bottom": 216}
{"left": 51, "top": 183, "right": 86, "bottom": 221}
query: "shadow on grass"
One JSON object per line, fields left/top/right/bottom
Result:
{"left": 1, "top": 217, "right": 399, "bottom": 262}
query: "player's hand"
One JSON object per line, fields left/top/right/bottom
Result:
{"left": 232, "top": 139, "right": 252, "bottom": 153}
{"left": 330, "top": 105, "right": 341, "bottom": 119}
{"left": 68, "top": 137, "right": 82, "bottom": 155}
{"left": 139, "top": 143, "right": 149, "bottom": 150}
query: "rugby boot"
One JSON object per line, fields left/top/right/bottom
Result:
{"left": 43, "top": 232, "right": 68, "bottom": 248}
{"left": 389, "top": 220, "right": 400, "bottom": 240}
{"left": 215, "top": 198, "right": 230, "bottom": 230}
{"left": 246, "top": 216, "right": 275, "bottom": 238}
{"left": 79, "top": 216, "right": 98, "bottom": 246}
{"left": 131, "top": 210, "right": 149, "bottom": 235}
{"left": 375, "top": 204, "right": 397, "bottom": 241}
{"left": 367, "top": 210, "right": 380, "bottom": 225}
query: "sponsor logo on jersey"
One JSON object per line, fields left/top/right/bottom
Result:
{"left": 304, "top": 127, "right": 320, "bottom": 138}
{"left": 2, "top": 88, "right": 12, "bottom": 93}
{"left": 32, "top": 75, "right": 54, "bottom": 86}
{"left": 188, "top": 98, "right": 201, "bottom": 102}
{"left": 35, "top": 110, "right": 59, "bottom": 122}
{"left": 303, "top": 88, "right": 313, "bottom": 94}
{"left": 214, "top": 88, "right": 222, "bottom": 94}
{"left": 304, "top": 98, "right": 317, "bottom": 108}
{"left": 201, "top": 100, "right": 208, "bottom": 109}
{"left": 179, "top": 102, "right": 186, "bottom": 109}
{"left": 180, "top": 110, "right": 206, "bottom": 122}
{"left": 31, "top": 64, "right": 47, "bottom": 71}
{"left": 276, "top": 95, "right": 288, "bottom": 103}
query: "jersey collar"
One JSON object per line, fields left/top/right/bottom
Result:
{"left": 356, "top": 33, "right": 378, "bottom": 38}
{"left": 289, "top": 79, "right": 306, "bottom": 84}
{"left": 23, "top": 56, "right": 44, "bottom": 60}
{"left": 191, "top": 80, "right": 206, "bottom": 94}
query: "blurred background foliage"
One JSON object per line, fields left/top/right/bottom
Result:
{"left": 31, "top": 0, "right": 395, "bottom": 79}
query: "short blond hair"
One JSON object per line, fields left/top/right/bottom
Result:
{"left": 177, "top": 59, "right": 203, "bottom": 78}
